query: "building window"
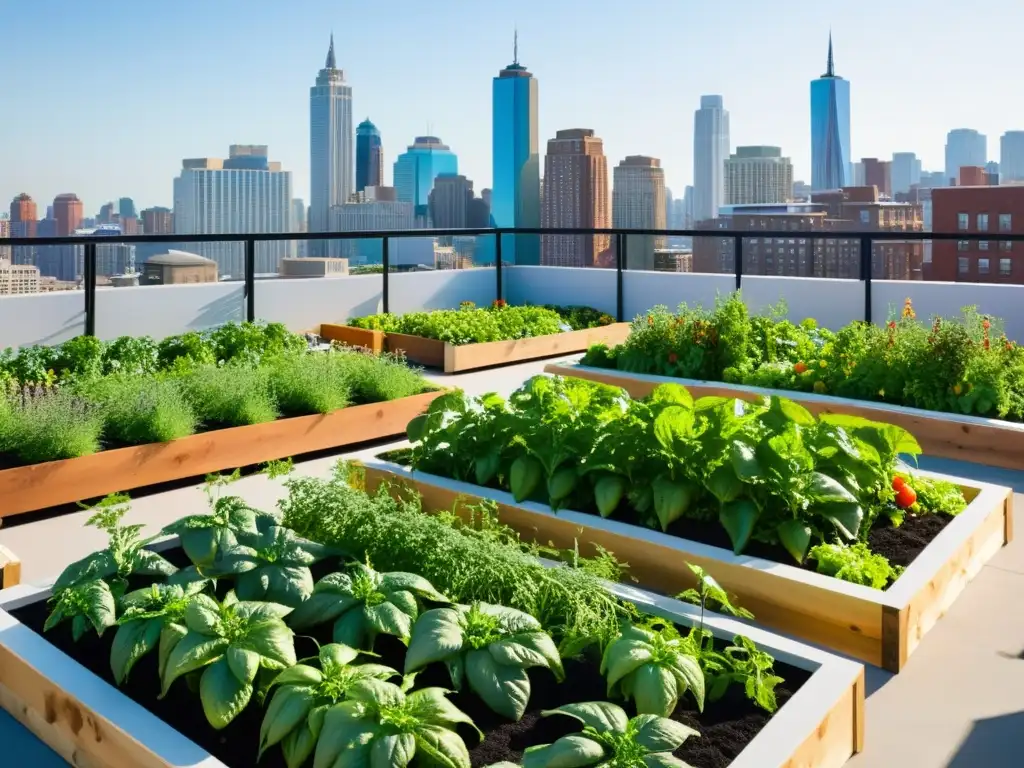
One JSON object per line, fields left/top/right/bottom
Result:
{"left": 860, "top": 210, "right": 870, "bottom": 225}
{"left": 1001, "top": 241, "right": 1013, "bottom": 252}
{"left": 958, "top": 257, "right": 969, "bottom": 274}
{"left": 978, "top": 258, "right": 990, "bottom": 275}
{"left": 958, "top": 213, "right": 969, "bottom": 230}
{"left": 1000, "top": 258, "right": 1012, "bottom": 276}
{"left": 980, "top": 240, "right": 989, "bottom": 251}
{"left": 977, "top": 213, "right": 989, "bottom": 231}
{"left": 999, "top": 213, "right": 1012, "bottom": 232}
{"left": 957, "top": 240, "right": 969, "bottom": 251}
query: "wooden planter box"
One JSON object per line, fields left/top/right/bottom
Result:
{"left": 320, "top": 323, "right": 632, "bottom": 373}
{"left": 0, "top": 545, "right": 20, "bottom": 589}
{"left": 0, "top": 391, "right": 441, "bottom": 520}
{"left": 0, "top": 547, "right": 864, "bottom": 768}
{"left": 546, "top": 362, "right": 1024, "bottom": 472}
{"left": 358, "top": 452, "right": 1013, "bottom": 673}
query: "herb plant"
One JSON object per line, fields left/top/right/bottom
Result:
{"left": 44, "top": 578, "right": 117, "bottom": 640}
{"left": 161, "top": 493, "right": 273, "bottom": 568}
{"left": 0, "top": 387, "right": 104, "bottom": 463}
{"left": 185, "top": 362, "right": 278, "bottom": 427}
{"left": 808, "top": 542, "right": 903, "bottom": 590}
{"left": 258, "top": 643, "right": 400, "bottom": 768}
{"left": 287, "top": 563, "right": 448, "bottom": 649}
{"left": 76, "top": 374, "right": 196, "bottom": 445}
{"left": 160, "top": 591, "right": 296, "bottom": 729}
{"left": 404, "top": 602, "right": 564, "bottom": 721}
{"left": 523, "top": 702, "right": 699, "bottom": 768}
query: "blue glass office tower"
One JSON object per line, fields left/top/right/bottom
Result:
{"left": 810, "top": 34, "right": 851, "bottom": 190}
{"left": 356, "top": 119, "right": 383, "bottom": 193}
{"left": 393, "top": 136, "right": 458, "bottom": 209}
{"left": 491, "top": 36, "right": 540, "bottom": 265}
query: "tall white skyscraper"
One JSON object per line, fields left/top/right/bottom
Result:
{"left": 891, "top": 152, "right": 922, "bottom": 195}
{"left": 173, "top": 148, "right": 293, "bottom": 277}
{"left": 612, "top": 155, "right": 666, "bottom": 271}
{"left": 693, "top": 95, "right": 730, "bottom": 223}
{"left": 724, "top": 146, "right": 793, "bottom": 205}
{"left": 309, "top": 35, "right": 353, "bottom": 256}
{"left": 944, "top": 129, "right": 987, "bottom": 185}
{"left": 1000, "top": 131, "right": 1024, "bottom": 182}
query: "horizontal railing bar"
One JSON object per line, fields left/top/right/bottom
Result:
{"left": 3, "top": 228, "right": 1023, "bottom": 248}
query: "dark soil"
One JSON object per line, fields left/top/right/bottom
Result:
{"left": 11, "top": 548, "right": 810, "bottom": 768}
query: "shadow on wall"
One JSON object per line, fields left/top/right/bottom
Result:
{"left": 946, "top": 710, "right": 1024, "bottom": 768}
{"left": 190, "top": 288, "right": 245, "bottom": 331}
{"left": 389, "top": 269, "right": 497, "bottom": 314}
{"left": 32, "top": 311, "right": 85, "bottom": 347}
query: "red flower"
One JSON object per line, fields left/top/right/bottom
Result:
{"left": 982, "top": 318, "right": 991, "bottom": 330}
{"left": 668, "top": 352, "right": 678, "bottom": 364}
{"left": 794, "top": 361, "right": 808, "bottom": 374}
{"left": 491, "top": 298, "right": 507, "bottom": 309}
{"left": 888, "top": 321, "right": 897, "bottom": 330}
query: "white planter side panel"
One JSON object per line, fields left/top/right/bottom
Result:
{"left": 0, "top": 291, "right": 84, "bottom": 348}
{"left": 257, "top": 274, "right": 383, "bottom": 329}
{"left": 740, "top": 275, "right": 864, "bottom": 331}
{"left": 623, "top": 271, "right": 735, "bottom": 320}
{"left": 505, "top": 266, "right": 617, "bottom": 316}
{"left": 389, "top": 268, "right": 497, "bottom": 314}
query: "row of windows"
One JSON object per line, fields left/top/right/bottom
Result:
{"left": 957, "top": 256, "right": 1013, "bottom": 276}
{"left": 957, "top": 213, "right": 1013, "bottom": 231}
{"left": 956, "top": 240, "right": 1013, "bottom": 251}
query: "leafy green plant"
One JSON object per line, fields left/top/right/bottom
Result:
{"left": 53, "top": 494, "right": 177, "bottom": 592}
{"left": 76, "top": 374, "right": 196, "bottom": 445}
{"left": 156, "top": 330, "right": 216, "bottom": 370}
{"left": 334, "top": 349, "right": 428, "bottom": 404}
{"left": 312, "top": 677, "right": 478, "bottom": 768}
{"left": 404, "top": 602, "right": 564, "bottom": 721}
{"left": 185, "top": 362, "right": 278, "bottom": 427}
{"left": 110, "top": 580, "right": 208, "bottom": 684}
{"left": 44, "top": 578, "right": 117, "bottom": 640}
{"left": 287, "top": 562, "right": 448, "bottom": 649}
{"left": 159, "top": 591, "right": 296, "bottom": 729}
{"left": 600, "top": 623, "right": 704, "bottom": 717}
{"left": 51, "top": 335, "right": 105, "bottom": 379}
{"left": 208, "top": 321, "right": 307, "bottom": 364}
{"left": 675, "top": 563, "right": 753, "bottom": 620}
{"left": 522, "top": 702, "right": 699, "bottom": 768}
{"left": 207, "top": 525, "right": 333, "bottom": 607}
{"left": 161, "top": 493, "right": 273, "bottom": 568}
{"left": 808, "top": 542, "right": 903, "bottom": 590}
{"left": 0, "top": 387, "right": 104, "bottom": 463}
{"left": 269, "top": 352, "right": 351, "bottom": 415}
{"left": 258, "top": 643, "right": 400, "bottom": 767}
{"left": 102, "top": 335, "right": 159, "bottom": 376}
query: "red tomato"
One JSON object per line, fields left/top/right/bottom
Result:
{"left": 892, "top": 476, "right": 906, "bottom": 491}
{"left": 895, "top": 485, "right": 917, "bottom": 509}
{"left": 794, "top": 361, "right": 808, "bottom": 374}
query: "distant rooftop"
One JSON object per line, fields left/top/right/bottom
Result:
{"left": 145, "top": 250, "right": 215, "bottom": 267}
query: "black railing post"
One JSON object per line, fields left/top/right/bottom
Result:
{"left": 494, "top": 231, "right": 503, "bottom": 302}
{"left": 382, "top": 236, "right": 390, "bottom": 314}
{"left": 734, "top": 235, "right": 743, "bottom": 291}
{"left": 83, "top": 242, "right": 96, "bottom": 336}
{"left": 244, "top": 238, "right": 256, "bottom": 322}
{"left": 860, "top": 236, "right": 873, "bottom": 324}
{"left": 616, "top": 233, "right": 626, "bottom": 322}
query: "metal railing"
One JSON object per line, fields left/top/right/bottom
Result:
{"left": 5, "top": 226, "right": 1022, "bottom": 334}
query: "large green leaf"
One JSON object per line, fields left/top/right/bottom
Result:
{"left": 110, "top": 618, "right": 162, "bottom": 684}
{"left": 259, "top": 684, "right": 315, "bottom": 756}
{"left": 379, "top": 572, "right": 449, "bottom": 602}
{"left": 729, "top": 440, "right": 762, "bottom": 482}
{"left": 240, "top": 620, "right": 296, "bottom": 669}
{"left": 465, "top": 649, "right": 531, "bottom": 721}
{"left": 236, "top": 569, "right": 272, "bottom": 602}
{"left": 815, "top": 501, "right": 864, "bottom": 541}
{"left": 633, "top": 714, "right": 700, "bottom": 752}
{"left": 776, "top": 520, "right": 813, "bottom": 563}
{"left": 668, "top": 652, "right": 705, "bottom": 712}
{"left": 287, "top": 592, "right": 354, "bottom": 630}
{"left": 522, "top": 735, "right": 605, "bottom": 768}
{"left": 199, "top": 656, "right": 254, "bottom": 729}
{"left": 281, "top": 722, "right": 319, "bottom": 768}
{"left": 371, "top": 732, "right": 415, "bottom": 768}
{"left": 320, "top": 642, "right": 360, "bottom": 670}
{"left": 160, "top": 634, "right": 229, "bottom": 695}
{"left": 271, "top": 663, "right": 324, "bottom": 689}
{"left": 265, "top": 567, "right": 315, "bottom": 607}
{"left": 806, "top": 472, "right": 857, "bottom": 504}
{"left": 404, "top": 608, "right": 465, "bottom": 673}
{"left": 132, "top": 549, "right": 178, "bottom": 578}
{"left": 489, "top": 631, "right": 564, "bottom": 680}
{"left": 643, "top": 753, "right": 697, "bottom": 768}
{"left": 542, "top": 702, "right": 628, "bottom": 734}
{"left": 631, "top": 664, "right": 678, "bottom": 717}
{"left": 227, "top": 646, "right": 262, "bottom": 684}
{"left": 653, "top": 406, "right": 695, "bottom": 452}
{"left": 332, "top": 608, "right": 368, "bottom": 649}
{"left": 313, "top": 704, "right": 379, "bottom": 768}
{"left": 719, "top": 499, "right": 760, "bottom": 554}
{"left": 184, "top": 595, "right": 222, "bottom": 634}
{"left": 407, "top": 688, "right": 480, "bottom": 737}
{"left": 707, "top": 464, "right": 743, "bottom": 504}
{"left": 365, "top": 601, "right": 415, "bottom": 642}
{"left": 414, "top": 724, "right": 472, "bottom": 768}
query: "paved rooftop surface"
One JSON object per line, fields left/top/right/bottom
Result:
{"left": 2, "top": 355, "right": 1022, "bottom": 767}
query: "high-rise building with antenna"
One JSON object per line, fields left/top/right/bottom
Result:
{"left": 810, "top": 33, "right": 852, "bottom": 190}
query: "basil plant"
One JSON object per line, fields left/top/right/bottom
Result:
{"left": 404, "top": 602, "right": 564, "bottom": 721}
{"left": 523, "top": 702, "right": 699, "bottom": 768}
{"left": 601, "top": 624, "right": 705, "bottom": 717}
{"left": 161, "top": 495, "right": 276, "bottom": 568}
{"left": 44, "top": 579, "right": 117, "bottom": 641}
{"left": 313, "top": 678, "right": 479, "bottom": 768}
{"left": 259, "top": 643, "right": 400, "bottom": 768}
{"left": 287, "top": 563, "right": 449, "bottom": 650}
{"left": 160, "top": 591, "right": 296, "bottom": 729}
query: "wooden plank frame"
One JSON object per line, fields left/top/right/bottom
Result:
{"left": 318, "top": 323, "right": 385, "bottom": 353}
{"left": 357, "top": 449, "right": 1013, "bottom": 673}
{"left": 0, "top": 545, "right": 21, "bottom": 589}
{"left": 320, "top": 323, "right": 632, "bottom": 373}
{"left": 0, "top": 391, "right": 441, "bottom": 520}
{"left": 545, "top": 362, "right": 1024, "bottom": 471}
{"left": 0, "top": 546, "right": 864, "bottom": 768}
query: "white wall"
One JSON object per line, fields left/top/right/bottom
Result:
{"left": 389, "top": 268, "right": 496, "bottom": 314}
{"left": 257, "top": 275, "right": 382, "bottom": 330}
{"left": 740, "top": 276, "right": 864, "bottom": 330}
{"left": 0, "top": 291, "right": 84, "bottom": 348}
{"left": 872, "top": 280, "right": 1024, "bottom": 341}
{"left": 505, "top": 266, "right": 617, "bottom": 316}
{"left": 95, "top": 282, "right": 244, "bottom": 340}
{"left": 623, "top": 271, "right": 735, "bottom": 320}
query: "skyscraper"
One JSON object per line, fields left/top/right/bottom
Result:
{"left": 810, "top": 34, "right": 852, "bottom": 191}
{"left": 724, "top": 146, "right": 793, "bottom": 205}
{"left": 9, "top": 194, "right": 37, "bottom": 266}
{"left": 173, "top": 148, "right": 294, "bottom": 276}
{"left": 393, "top": 136, "right": 458, "bottom": 209}
{"left": 356, "top": 119, "right": 384, "bottom": 193}
{"left": 1000, "top": 131, "right": 1024, "bottom": 182}
{"left": 491, "top": 33, "right": 540, "bottom": 265}
{"left": 861, "top": 158, "right": 892, "bottom": 197}
{"left": 944, "top": 129, "right": 987, "bottom": 186}
{"left": 693, "top": 95, "right": 730, "bottom": 223}
{"left": 540, "top": 129, "right": 610, "bottom": 267}
{"left": 53, "top": 194, "right": 84, "bottom": 236}
{"left": 118, "top": 198, "right": 137, "bottom": 220}
{"left": 428, "top": 174, "right": 474, "bottom": 229}
{"left": 891, "top": 152, "right": 922, "bottom": 195}
{"left": 612, "top": 156, "right": 666, "bottom": 271}
{"left": 309, "top": 34, "right": 353, "bottom": 256}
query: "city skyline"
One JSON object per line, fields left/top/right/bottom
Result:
{"left": 5, "top": 1, "right": 1024, "bottom": 212}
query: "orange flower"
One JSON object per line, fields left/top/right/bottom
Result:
{"left": 668, "top": 352, "right": 678, "bottom": 364}
{"left": 794, "top": 361, "right": 808, "bottom": 374}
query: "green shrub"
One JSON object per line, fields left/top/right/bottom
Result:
{"left": 102, "top": 336, "right": 158, "bottom": 376}
{"left": 269, "top": 353, "right": 351, "bottom": 416}
{"left": 51, "top": 336, "right": 105, "bottom": 379}
{"left": 77, "top": 375, "right": 196, "bottom": 445}
{"left": 156, "top": 331, "right": 216, "bottom": 371}
{"left": 184, "top": 363, "right": 278, "bottom": 427}
{"left": 335, "top": 350, "right": 427, "bottom": 403}
{"left": 0, "top": 388, "right": 103, "bottom": 463}
{"left": 207, "top": 321, "right": 307, "bottom": 363}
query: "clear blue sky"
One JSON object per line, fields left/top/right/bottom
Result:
{"left": 3, "top": 0, "right": 1022, "bottom": 215}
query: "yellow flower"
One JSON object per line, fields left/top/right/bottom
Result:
{"left": 953, "top": 384, "right": 963, "bottom": 396}
{"left": 819, "top": 360, "right": 827, "bottom": 368}
{"left": 878, "top": 389, "right": 885, "bottom": 397}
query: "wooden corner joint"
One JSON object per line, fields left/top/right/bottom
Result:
{"left": 880, "top": 605, "right": 908, "bottom": 673}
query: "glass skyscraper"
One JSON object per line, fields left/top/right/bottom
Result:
{"left": 491, "top": 37, "right": 540, "bottom": 265}
{"left": 393, "top": 136, "right": 458, "bottom": 210}
{"left": 810, "top": 34, "right": 851, "bottom": 191}
{"left": 356, "top": 119, "right": 383, "bottom": 193}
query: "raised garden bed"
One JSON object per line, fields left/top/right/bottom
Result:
{"left": 0, "top": 541, "right": 863, "bottom": 768}
{"left": 0, "top": 544, "right": 20, "bottom": 589}
{"left": 0, "top": 390, "right": 441, "bottom": 519}
{"left": 546, "top": 362, "right": 1024, "bottom": 471}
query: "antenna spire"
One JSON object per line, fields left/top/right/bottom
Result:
{"left": 826, "top": 30, "right": 834, "bottom": 77}
{"left": 513, "top": 28, "right": 519, "bottom": 65}
{"left": 326, "top": 32, "right": 337, "bottom": 69}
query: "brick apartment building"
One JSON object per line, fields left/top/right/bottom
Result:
{"left": 693, "top": 186, "right": 923, "bottom": 278}
{"left": 931, "top": 185, "right": 1024, "bottom": 283}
